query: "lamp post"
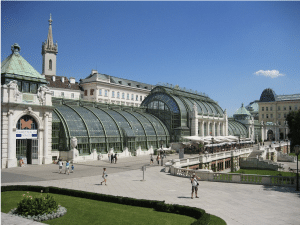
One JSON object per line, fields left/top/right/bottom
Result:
{"left": 295, "top": 145, "right": 299, "bottom": 192}
{"left": 211, "top": 137, "right": 214, "bottom": 153}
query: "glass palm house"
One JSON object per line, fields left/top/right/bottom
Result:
{"left": 52, "top": 98, "right": 169, "bottom": 154}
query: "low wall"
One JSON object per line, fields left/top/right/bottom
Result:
{"left": 169, "top": 167, "right": 299, "bottom": 187}
{"left": 240, "top": 158, "right": 280, "bottom": 171}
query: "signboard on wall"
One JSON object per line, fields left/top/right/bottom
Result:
{"left": 16, "top": 130, "right": 37, "bottom": 139}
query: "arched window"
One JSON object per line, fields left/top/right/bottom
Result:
{"left": 17, "top": 115, "right": 38, "bottom": 130}
{"left": 49, "top": 59, "right": 52, "bottom": 70}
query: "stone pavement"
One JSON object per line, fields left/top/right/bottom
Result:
{"left": 2, "top": 154, "right": 300, "bottom": 225}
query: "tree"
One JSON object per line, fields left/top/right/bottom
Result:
{"left": 286, "top": 110, "right": 300, "bottom": 152}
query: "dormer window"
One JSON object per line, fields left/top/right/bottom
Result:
{"left": 128, "top": 83, "right": 131, "bottom": 86}
{"left": 119, "top": 81, "right": 122, "bottom": 84}
{"left": 137, "top": 85, "right": 140, "bottom": 88}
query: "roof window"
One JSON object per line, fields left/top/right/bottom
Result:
{"left": 119, "top": 81, "right": 122, "bottom": 84}
{"left": 128, "top": 83, "right": 131, "bottom": 86}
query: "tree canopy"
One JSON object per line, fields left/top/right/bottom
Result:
{"left": 286, "top": 110, "right": 300, "bottom": 152}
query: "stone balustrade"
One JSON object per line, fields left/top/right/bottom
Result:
{"left": 170, "top": 167, "right": 299, "bottom": 187}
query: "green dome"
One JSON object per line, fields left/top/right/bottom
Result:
{"left": 234, "top": 103, "right": 251, "bottom": 116}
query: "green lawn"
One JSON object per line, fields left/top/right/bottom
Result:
{"left": 232, "top": 169, "right": 295, "bottom": 177}
{"left": 2, "top": 191, "right": 199, "bottom": 225}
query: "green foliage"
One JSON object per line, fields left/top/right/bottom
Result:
{"left": 286, "top": 110, "right": 300, "bottom": 150}
{"left": 15, "top": 192, "right": 58, "bottom": 216}
{"left": 2, "top": 185, "right": 223, "bottom": 225}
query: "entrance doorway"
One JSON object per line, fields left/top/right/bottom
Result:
{"left": 16, "top": 115, "right": 38, "bottom": 164}
{"left": 267, "top": 129, "right": 274, "bottom": 141}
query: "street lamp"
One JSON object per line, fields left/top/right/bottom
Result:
{"left": 211, "top": 137, "right": 214, "bottom": 153}
{"left": 295, "top": 145, "right": 299, "bottom": 191}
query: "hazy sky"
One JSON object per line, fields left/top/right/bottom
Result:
{"left": 2, "top": 1, "right": 300, "bottom": 116}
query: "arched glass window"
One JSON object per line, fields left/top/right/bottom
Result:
{"left": 17, "top": 115, "right": 38, "bottom": 130}
{"left": 49, "top": 59, "right": 52, "bottom": 70}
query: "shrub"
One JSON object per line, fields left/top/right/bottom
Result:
{"left": 15, "top": 192, "right": 58, "bottom": 216}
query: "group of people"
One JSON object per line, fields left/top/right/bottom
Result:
{"left": 58, "top": 159, "right": 74, "bottom": 175}
{"left": 108, "top": 153, "right": 118, "bottom": 164}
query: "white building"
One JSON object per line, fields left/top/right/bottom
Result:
{"left": 80, "top": 70, "right": 153, "bottom": 107}
{"left": 1, "top": 43, "right": 53, "bottom": 168}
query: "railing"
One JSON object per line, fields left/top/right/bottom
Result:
{"left": 173, "top": 148, "right": 253, "bottom": 167}
{"left": 170, "top": 167, "right": 298, "bottom": 187}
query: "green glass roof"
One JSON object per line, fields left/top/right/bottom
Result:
{"left": 1, "top": 43, "right": 46, "bottom": 82}
{"left": 234, "top": 103, "right": 251, "bottom": 116}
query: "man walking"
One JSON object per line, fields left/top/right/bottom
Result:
{"left": 191, "top": 173, "right": 200, "bottom": 199}
{"left": 58, "top": 159, "right": 63, "bottom": 174}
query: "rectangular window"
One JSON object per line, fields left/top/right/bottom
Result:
{"left": 278, "top": 121, "right": 281, "bottom": 125}
{"left": 136, "top": 95, "right": 138, "bottom": 101}
{"left": 30, "top": 83, "right": 37, "bottom": 94}
{"left": 262, "top": 114, "right": 264, "bottom": 119}
{"left": 84, "top": 90, "right": 88, "bottom": 96}
{"left": 23, "top": 82, "right": 30, "bottom": 93}
{"left": 289, "top": 106, "right": 292, "bottom": 110}
{"left": 99, "top": 89, "right": 102, "bottom": 96}
{"left": 122, "top": 93, "right": 125, "bottom": 99}
{"left": 90, "top": 89, "right": 94, "bottom": 96}
{"left": 71, "top": 93, "right": 74, "bottom": 98}
{"left": 266, "top": 107, "right": 268, "bottom": 111}
{"left": 112, "top": 91, "right": 115, "bottom": 98}
{"left": 283, "top": 106, "right": 286, "bottom": 110}
{"left": 131, "top": 94, "right": 134, "bottom": 100}
{"left": 284, "top": 113, "right": 287, "bottom": 118}
{"left": 262, "top": 107, "right": 264, "bottom": 111}
{"left": 266, "top": 114, "right": 269, "bottom": 119}
{"left": 140, "top": 96, "right": 142, "bottom": 101}
{"left": 278, "top": 106, "right": 280, "bottom": 111}
{"left": 117, "top": 92, "right": 120, "bottom": 98}
{"left": 105, "top": 90, "right": 108, "bottom": 97}
{"left": 278, "top": 114, "right": 281, "bottom": 118}
{"left": 270, "top": 107, "right": 272, "bottom": 111}
{"left": 270, "top": 114, "right": 273, "bottom": 119}
{"left": 127, "top": 93, "right": 129, "bottom": 100}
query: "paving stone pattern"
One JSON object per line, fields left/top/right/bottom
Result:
{"left": 2, "top": 154, "right": 300, "bottom": 225}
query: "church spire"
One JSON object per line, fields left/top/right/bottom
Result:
{"left": 46, "top": 14, "right": 54, "bottom": 48}
{"left": 42, "top": 14, "right": 58, "bottom": 76}
{"left": 42, "top": 13, "right": 58, "bottom": 55}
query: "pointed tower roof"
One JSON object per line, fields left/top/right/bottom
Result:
{"left": 1, "top": 43, "right": 47, "bottom": 83}
{"left": 42, "top": 14, "right": 58, "bottom": 55}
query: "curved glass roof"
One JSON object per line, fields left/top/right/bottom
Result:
{"left": 228, "top": 119, "right": 248, "bottom": 137}
{"left": 53, "top": 102, "right": 169, "bottom": 149}
{"left": 141, "top": 86, "right": 225, "bottom": 133}
{"left": 260, "top": 88, "right": 276, "bottom": 102}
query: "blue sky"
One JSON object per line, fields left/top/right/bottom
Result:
{"left": 2, "top": 1, "right": 300, "bottom": 116}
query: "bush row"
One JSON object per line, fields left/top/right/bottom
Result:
{"left": 2, "top": 185, "right": 211, "bottom": 225}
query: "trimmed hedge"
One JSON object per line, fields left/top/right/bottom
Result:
{"left": 2, "top": 185, "right": 211, "bottom": 225}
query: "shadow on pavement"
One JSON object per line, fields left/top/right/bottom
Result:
{"left": 263, "top": 185, "right": 300, "bottom": 197}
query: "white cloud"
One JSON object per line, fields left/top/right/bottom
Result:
{"left": 254, "top": 70, "right": 284, "bottom": 78}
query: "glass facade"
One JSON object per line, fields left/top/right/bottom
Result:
{"left": 141, "top": 86, "right": 224, "bottom": 142}
{"left": 52, "top": 99, "right": 169, "bottom": 154}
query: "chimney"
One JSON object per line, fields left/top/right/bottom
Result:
{"left": 91, "top": 69, "right": 98, "bottom": 75}
{"left": 69, "top": 77, "right": 75, "bottom": 84}
{"left": 61, "top": 77, "right": 65, "bottom": 83}
{"left": 52, "top": 76, "right": 56, "bottom": 82}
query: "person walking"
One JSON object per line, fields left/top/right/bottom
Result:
{"left": 111, "top": 154, "right": 114, "bottom": 163}
{"left": 191, "top": 173, "right": 200, "bottom": 199}
{"left": 71, "top": 164, "right": 74, "bottom": 173}
{"left": 58, "top": 159, "right": 63, "bottom": 174}
{"left": 100, "top": 168, "right": 108, "bottom": 185}
{"left": 108, "top": 153, "right": 111, "bottom": 162}
{"left": 156, "top": 155, "right": 160, "bottom": 165}
{"left": 65, "top": 161, "right": 70, "bottom": 175}
{"left": 150, "top": 154, "right": 154, "bottom": 165}
{"left": 114, "top": 153, "right": 117, "bottom": 164}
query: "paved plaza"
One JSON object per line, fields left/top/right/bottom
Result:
{"left": 2, "top": 154, "right": 300, "bottom": 225}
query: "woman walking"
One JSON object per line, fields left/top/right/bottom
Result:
{"left": 100, "top": 168, "right": 108, "bottom": 185}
